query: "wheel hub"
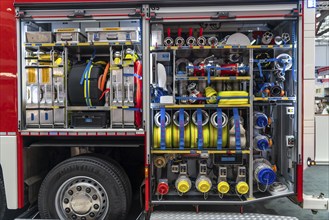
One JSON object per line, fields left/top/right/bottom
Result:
{"left": 55, "top": 176, "right": 108, "bottom": 220}
{"left": 70, "top": 193, "right": 93, "bottom": 215}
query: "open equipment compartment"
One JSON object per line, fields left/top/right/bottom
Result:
{"left": 148, "top": 4, "right": 299, "bottom": 206}
{"left": 19, "top": 15, "right": 144, "bottom": 133}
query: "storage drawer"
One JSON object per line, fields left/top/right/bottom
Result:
{"left": 70, "top": 111, "right": 109, "bottom": 128}
{"left": 40, "top": 109, "right": 53, "bottom": 125}
{"left": 54, "top": 28, "right": 86, "bottom": 43}
{"left": 86, "top": 27, "right": 139, "bottom": 43}
{"left": 54, "top": 108, "right": 65, "bottom": 125}
{"left": 26, "top": 110, "right": 39, "bottom": 125}
{"left": 26, "top": 32, "right": 53, "bottom": 43}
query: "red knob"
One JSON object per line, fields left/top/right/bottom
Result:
{"left": 157, "top": 182, "right": 169, "bottom": 195}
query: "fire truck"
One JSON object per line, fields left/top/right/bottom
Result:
{"left": 0, "top": 0, "right": 328, "bottom": 219}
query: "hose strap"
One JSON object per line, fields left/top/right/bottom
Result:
{"left": 197, "top": 109, "right": 203, "bottom": 149}
{"left": 179, "top": 109, "right": 185, "bottom": 149}
{"left": 217, "top": 108, "right": 223, "bottom": 150}
{"left": 160, "top": 108, "right": 166, "bottom": 150}
{"left": 233, "top": 108, "right": 241, "bottom": 150}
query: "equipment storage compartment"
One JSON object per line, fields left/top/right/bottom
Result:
{"left": 19, "top": 13, "right": 143, "bottom": 134}
{"left": 148, "top": 3, "right": 299, "bottom": 209}
{"left": 86, "top": 27, "right": 140, "bottom": 43}
{"left": 70, "top": 111, "right": 109, "bottom": 128}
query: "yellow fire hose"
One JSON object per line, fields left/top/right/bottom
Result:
{"left": 209, "top": 111, "right": 228, "bottom": 148}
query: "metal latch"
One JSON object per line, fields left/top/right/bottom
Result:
{"left": 211, "top": 12, "right": 235, "bottom": 20}
{"left": 128, "top": 8, "right": 144, "bottom": 17}
{"left": 67, "top": 10, "right": 92, "bottom": 18}
{"left": 150, "top": 12, "right": 163, "bottom": 21}
{"left": 16, "top": 10, "right": 31, "bottom": 19}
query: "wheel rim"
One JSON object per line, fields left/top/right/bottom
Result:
{"left": 55, "top": 176, "right": 109, "bottom": 220}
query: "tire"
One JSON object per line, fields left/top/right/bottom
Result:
{"left": 79, "top": 154, "right": 132, "bottom": 212}
{"left": 0, "top": 178, "right": 7, "bottom": 220}
{"left": 38, "top": 156, "right": 129, "bottom": 220}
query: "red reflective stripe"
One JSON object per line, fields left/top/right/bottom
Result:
{"left": 31, "top": 13, "right": 129, "bottom": 19}
{"left": 161, "top": 14, "right": 295, "bottom": 20}
{"left": 17, "top": 135, "right": 24, "bottom": 208}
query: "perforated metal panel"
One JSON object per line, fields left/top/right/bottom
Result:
{"left": 150, "top": 211, "right": 298, "bottom": 220}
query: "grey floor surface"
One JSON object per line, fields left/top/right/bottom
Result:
{"left": 6, "top": 166, "right": 329, "bottom": 220}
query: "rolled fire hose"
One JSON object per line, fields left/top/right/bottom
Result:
{"left": 205, "top": 86, "right": 217, "bottom": 104}
{"left": 100, "top": 62, "right": 110, "bottom": 91}
{"left": 172, "top": 110, "right": 191, "bottom": 149}
{"left": 186, "top": 28, "right": 196, "bottom": 46}
{"left": 197, "top": 28, "right": 206, "bottom": 46}
{"left": 175, "top": 28, "right": 185, "bottom": 46}
{"left": 134, "top": 60, "right": 143, "bottom": 128}
{"left": 191, "top": 109, "right": 210, "bottom": 148}
{"left": 164, "top": 28, "right": 174, "bottom": 46}
{"left": 253, "top": 158, "right": 276, "bottom": 186}
{"left": 209, "top": 111, "right": 228, "bottom": 149}
{"left": 228, "top": 111, "right": 246, "bottom": 148}
{"left": 153, "top": 110, "right": 172, "bottom": 148}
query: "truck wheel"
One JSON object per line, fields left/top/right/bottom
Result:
{"left": 38, "top": 156, "right": 129, "bottom": 220}
{"left": 0, "top": 178, "right": 7, "bottom": 220}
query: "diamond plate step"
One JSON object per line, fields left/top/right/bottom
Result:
{"left": 150, "top": 211, "right": 298, "bottom": 220}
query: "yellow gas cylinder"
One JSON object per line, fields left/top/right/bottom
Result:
{"left": 190, "top": 110, "right": 210, "bottom": 148}
{"left": 236, "top": 181, "right": 249, "bottom": 195}
{"left": 172, "top": 110, "right": 191, "bottom": 148}
{"left": 209, "top": 111, "right": 228, "bottom": 148}
{"left": 113, "top": 51, "right": 121, "bottom": 65}
{"left": 217, "top": 181, "right": 230, "bottom": 194}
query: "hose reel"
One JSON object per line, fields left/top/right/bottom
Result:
{"left": 153, "top": 110, "right": 172, "bottom": 149}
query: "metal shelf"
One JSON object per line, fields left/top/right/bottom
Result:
{"left": 24, "top": 41, "right": 141, "bottom": 48}
{"left": 253, "top": 97, "right": 296, "bottom": 101}
{"left": 67, "top": 106, "right": 136, "bottom": 111}
{"left": 151, "top": 103, "right": 251, "bottom": 109}
{"left": 175, "top": 76, "right": 251, "bottom": 81}
{"left": 151, "top": 149, "right": 251, "bottom": 154}
{"left": 150, "top": 44, "right": 292, "bottom": 51}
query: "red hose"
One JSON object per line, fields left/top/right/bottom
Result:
{"left": 134, "top": 60, "right": 143, "bottom": 128}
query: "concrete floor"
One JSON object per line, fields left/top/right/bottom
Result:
{"left": 7, "top": 166, "right": 329, "bottom": 220}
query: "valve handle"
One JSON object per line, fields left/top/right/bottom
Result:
{"left": 167, "top": 28, "right": 171, "bottom": 37}
{"left": 199, "top": 27, "right": 203, "bottom": 37}
{"left": 189, "top": 28, "right": 193, "bottom": 37}
{"left": 178, "top": 28, "right": 182, "bottom": 37}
